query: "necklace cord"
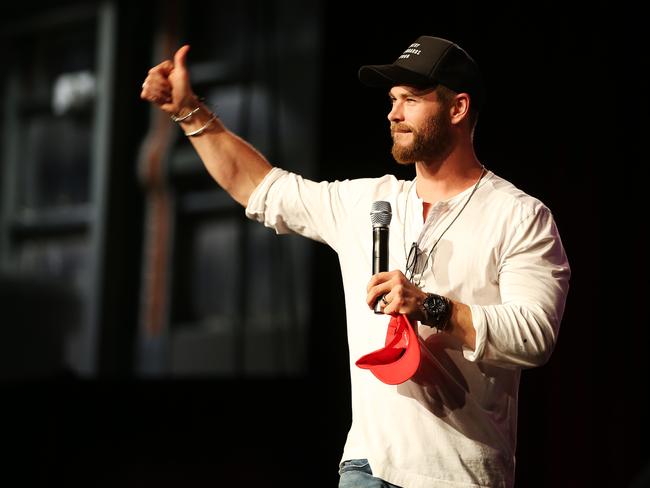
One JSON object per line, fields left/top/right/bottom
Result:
{"left": 404, "top": 166, "right": 486, "bottom": 286}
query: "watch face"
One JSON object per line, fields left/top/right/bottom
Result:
{"left": 427, "top": 295, "right": 444, "bottom": 313}
{"left": 424, "top": 293, "right": 450, "bottom": 327}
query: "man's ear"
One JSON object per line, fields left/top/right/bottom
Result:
{"left": 450, "top": 93, "right": 471, "bottom": 125}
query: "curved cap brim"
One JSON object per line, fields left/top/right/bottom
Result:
{"left": 358, "top": 64, "right": 436, "bottom": 88}
{"left": 355, "top": 314, "right": 420, "bottom": 385}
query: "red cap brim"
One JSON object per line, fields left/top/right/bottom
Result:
{"left": 355, "top": 314, "right": 420, "bottom": 385}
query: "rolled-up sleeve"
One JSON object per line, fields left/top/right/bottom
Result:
{"left": 245, "top": 167, "right": 371, "bottom": 252}
{"left": 464, "top": 207, "right": 570, "bottom": 368}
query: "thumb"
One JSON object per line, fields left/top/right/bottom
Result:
{"left": 173, "top": 44, "right": 190, "bottom": 72}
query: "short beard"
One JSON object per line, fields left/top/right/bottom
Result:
{"left": 390, "top": 111, "right": 454, "bottom": 165}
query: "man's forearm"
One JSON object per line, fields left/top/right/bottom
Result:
{"left": 179, "top": 102, "right": 273, "bottom": 207}
{"left": 447, "top": 301, "right": 476, "bottom": 350}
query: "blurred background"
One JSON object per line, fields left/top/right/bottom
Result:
{"left": 1, "top": 0, "right": 648, "bottom": 486}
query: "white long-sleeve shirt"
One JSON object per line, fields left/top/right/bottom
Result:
{"left": 246, "top": 167, "right": 570, "bottom": 488}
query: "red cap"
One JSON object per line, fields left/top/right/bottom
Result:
{"left": 355, "top": 314, "right": 420, "bottom": 385}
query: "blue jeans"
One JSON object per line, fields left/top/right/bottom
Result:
{"left": 338, "top": 459, "right": 402, "bottom": 488}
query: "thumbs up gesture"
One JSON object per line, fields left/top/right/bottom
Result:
{"left": 141, "top": 44, "right": 196, "bottom": 116}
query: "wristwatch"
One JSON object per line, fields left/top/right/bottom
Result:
{"left": 422, "top": 293, "right": 452, "bottom": 331}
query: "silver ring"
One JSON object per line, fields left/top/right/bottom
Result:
{"left": 381, "top": 296, "right": 389, "bottom": 306}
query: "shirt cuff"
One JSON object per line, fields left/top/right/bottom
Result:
{"left": 463, "top": 304, "right": 487, "bottom": 362}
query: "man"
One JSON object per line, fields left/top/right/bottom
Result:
{"left": 141, "top": 35, "right": 570, "bottom": 488}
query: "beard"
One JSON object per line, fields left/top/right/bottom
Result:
{"left": 390, "top": 110, "right": 455, "bottom": 165}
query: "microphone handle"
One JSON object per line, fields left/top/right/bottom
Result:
{"left": 373, "top": 226, "right": 389, "bottom": 314}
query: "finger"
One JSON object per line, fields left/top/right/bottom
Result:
{"left": 149, "top": 60, "right": 174, "bottom": 76}
{"left": 173, "top": 44, "right": 190, "bottom": 71}
{"left": 382, "top": 296, "right": 394, "bottom": 315}
{"left": 367, "top": 271, "right": 394, "bottom": 292}
{"left": 140, "top": 83, "right": 171, "bottom": 102}
{"left": 366, "top": 282, "right": 392, "bottom": 309}
{"left": 382, "top": 293, "right": 403, "bottom": 316}
{"left": 141, "top": 75, "right": 172, "bottom": 98}
{"left": 385, "top": 286, "right": 427, "bottom": 317}
{"left": 140, "top": 87, "right": 172, "bottom": 105}
{"left": 142, "top": 79, "right": 171, "bottom": 98}
{"left": 170, "top": 45, "right": 192, "bottom": 95}
{"left": 143, "top": 72, "right": 172, "bottom": 90}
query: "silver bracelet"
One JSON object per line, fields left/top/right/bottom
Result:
{"left": 170, "top": 106, "right": 201, "bottom": 123}
{"left": 184, "top": 113, "right": 218, "bottom": 137}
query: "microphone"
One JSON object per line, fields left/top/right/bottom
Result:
{"left": 371, "top": 201, "right": 392, "bottom": 314}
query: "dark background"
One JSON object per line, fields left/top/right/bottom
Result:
{"left": 2, "top": 1, "right": 649, "bottom": 487}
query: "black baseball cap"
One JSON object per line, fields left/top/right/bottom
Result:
{"left": 359, "top": 35, "right": 485, "bottom": 108}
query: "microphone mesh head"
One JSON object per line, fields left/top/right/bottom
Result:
{"left": 370, "top": 201, "right": 392, "bottom": 227}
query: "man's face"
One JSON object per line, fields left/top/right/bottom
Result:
{"left": 388, "top": 86, "right": 455, "bottom": 165}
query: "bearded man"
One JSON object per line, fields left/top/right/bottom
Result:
{"left": 142, "top": 35, "right": 570, "bottom": 488}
